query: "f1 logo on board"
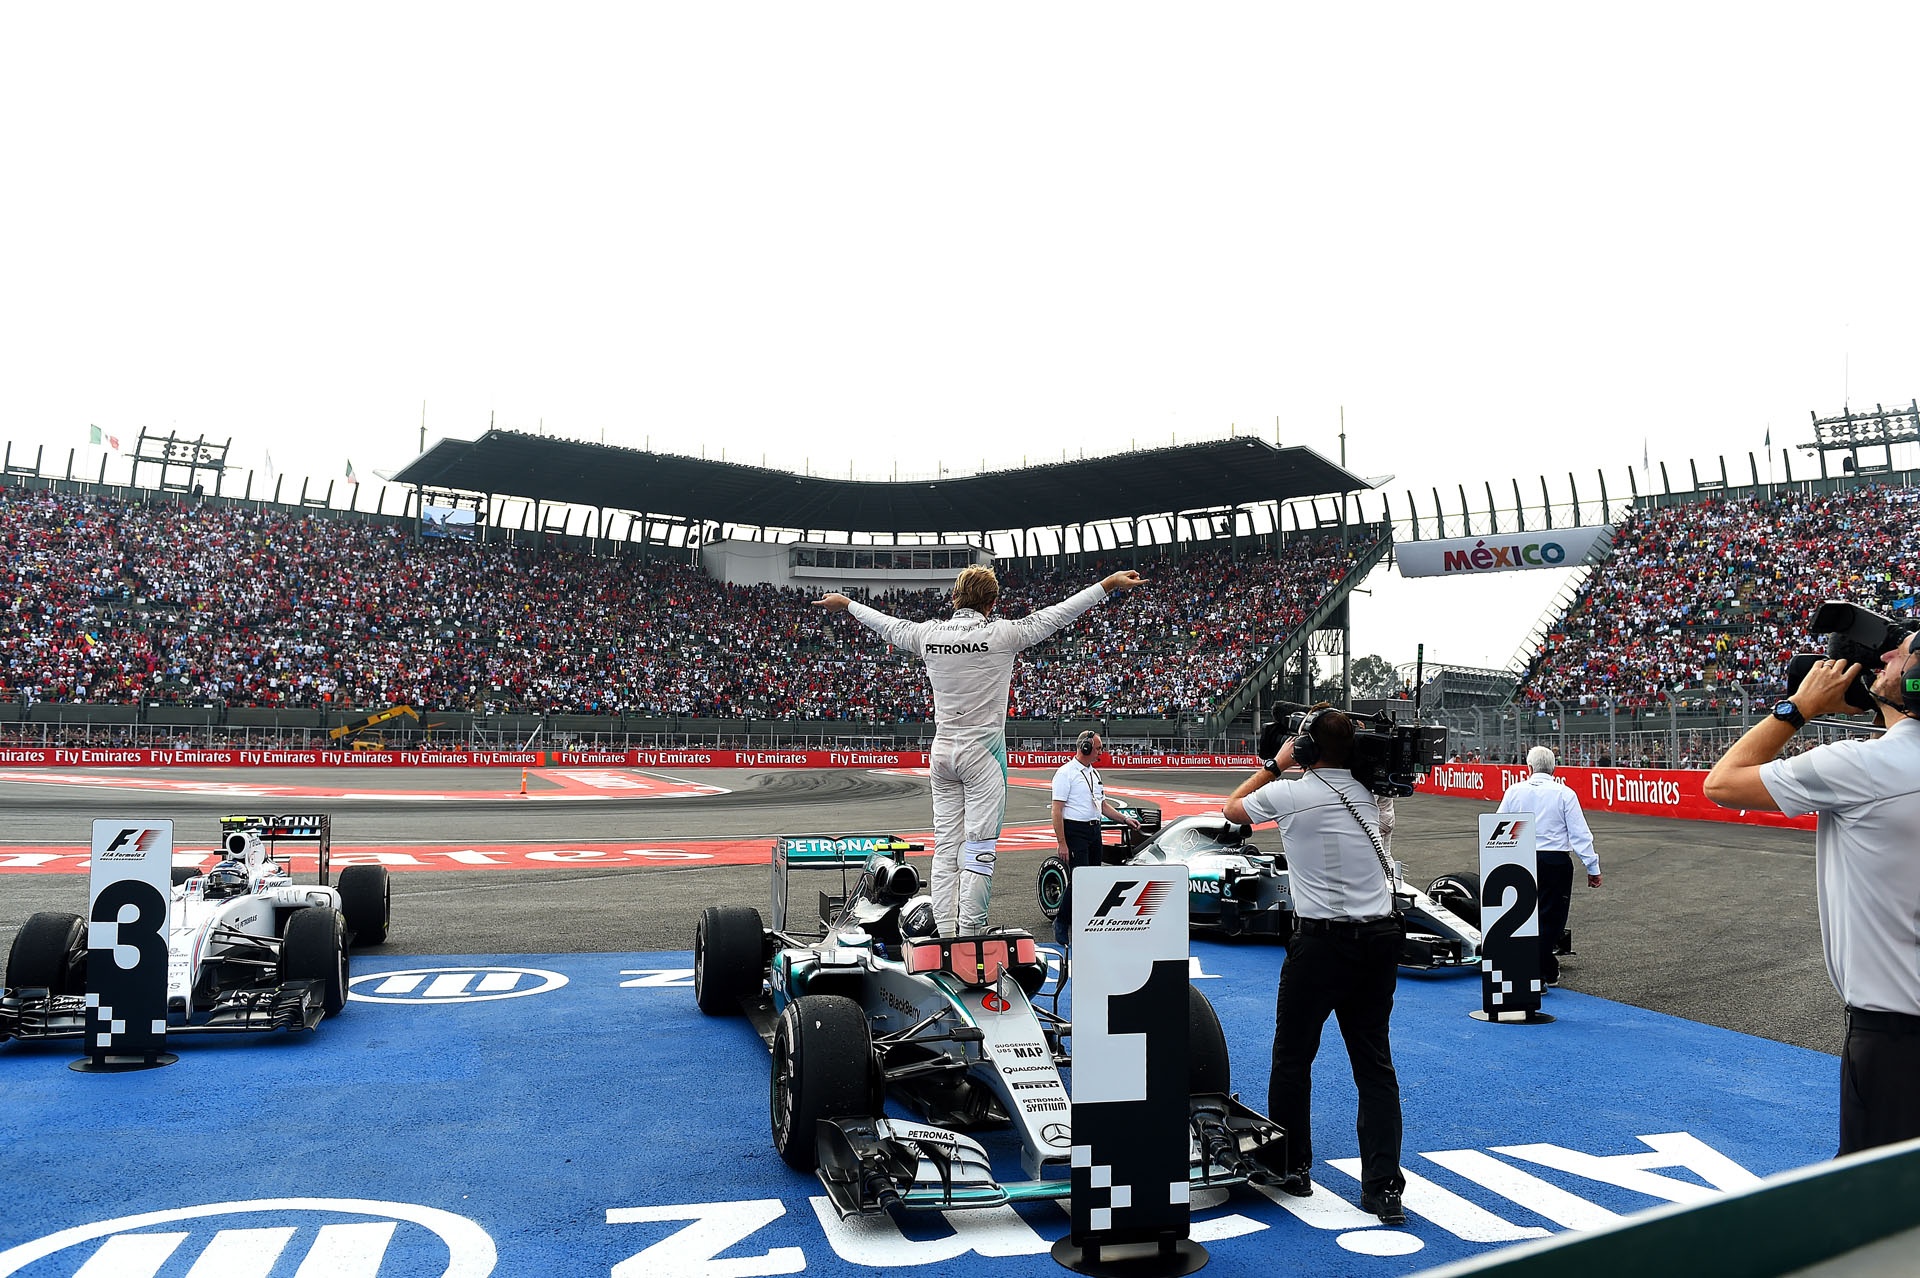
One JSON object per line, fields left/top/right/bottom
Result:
{"left": 347, "top": 966, "right": 569, "bottom": 1004}
{"left": 0, "top": 1197, "right": 495, "bottom": 1278}
{"left": 1085, "top": 880, "right": 1174, "bottom": 932}
{"left": 99, "top": 828, "right": 160, "bottom": 859}
{"left": 1486, "top": 819, "right": 1529, "bottom": 845}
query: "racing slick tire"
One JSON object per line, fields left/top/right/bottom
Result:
{"left": 1426, "top": 871, "right": 1481, "bottom": 928}
{"left": 695, "top": 905, "right": 766, "bottom": 1016}
{"left": 1036, "top": 857, "right": 1068, "bottom": 922}
{"left": 1188, "top": 984, "right": 1232, "bottom": 1097}
{"left": 171, "top": 866, "right": 199, "bottom": 888}
{"left": 278, "top": 907, "right": 349, "bottom": 1016}
{"left": 6, "top": 911, "right": 87, "bottom": 995}
{"left": 771, "top": 994, "right": 872, "bottom": 1172}
{"left": 336, "top": 864, "right": 392, "bottom": 946}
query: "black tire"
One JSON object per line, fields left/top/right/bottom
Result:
{"left": 278, "top": 907, "right": 349, "bottom": 1015}
{"left": 1188, "top": 983, "right": 1232, "bottom": 1097}
{"left": 336, "top": 865, "right": 391, "bottom": 946}
{"left": 6, "top": 911, "right": 86, "bottom": 994}
{"left": 1037, "top": 857, "right": 1068, "bottom": 922}
{"left": 771, "top": 994, "right": 872, "bottom": 1171}
{"left": 171, "top": 866, "right": 198, "bottom": 887}
{"left": 695, "top": 905, "right": 765, "bottom": 1016}
{"left": 1427, "top": 871, "right": 1481, "bottom": 928}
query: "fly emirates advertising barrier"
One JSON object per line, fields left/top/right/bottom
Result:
{"left": 0, "top": 747, "right": 1263, "bottom": 770}
{"left": 1418, "top": 762, "right": 1815, "bottom": 831}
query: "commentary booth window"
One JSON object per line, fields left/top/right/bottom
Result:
{"left": 421, "top": 505, "right": 479, "bottom": 542}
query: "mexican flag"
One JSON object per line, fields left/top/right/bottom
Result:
{"left": 345, "top": 458, "right": 359, "bottom": 485}
{"left": 87, "top": 426, "right": 120, "bottom": 450}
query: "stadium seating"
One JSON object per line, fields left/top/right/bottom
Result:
{"left": 1516, "top": 484, "right": 1920, "bottom": 709}
{"left": 0, "top": 486, "right": 1365, "bottom": 721}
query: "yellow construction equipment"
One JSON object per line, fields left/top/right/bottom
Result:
{"left": 328, "top": 705, "right": 420, "bottom": 750}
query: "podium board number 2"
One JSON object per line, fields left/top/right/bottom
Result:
{"left": 1481, "top": 864, "right": 1538, "bottom": 954}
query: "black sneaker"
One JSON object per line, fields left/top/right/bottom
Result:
{"left": 1545, "top": 976, "right": 1561, "bottom": 988}
{"left": 1273, "top": 1170, "right": 1313, "bottom": 1198}
{"left": 1360, "top": 1189, "right": 1406, "bottom": 1225}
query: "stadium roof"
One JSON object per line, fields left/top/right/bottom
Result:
{"left": 391, "top": 430, "right": 1372, "bottom": 534}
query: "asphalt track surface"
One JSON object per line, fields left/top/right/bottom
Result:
{"left": 0, "top": 765, "right": 1838, "bottom": 1055}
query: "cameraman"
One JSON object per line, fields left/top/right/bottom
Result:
{"left": 1224, "top": 706, "right": 1407, "bottom": 1226}
{"left": 1704, "top": 641, "right": 1920, "bottom": 1156}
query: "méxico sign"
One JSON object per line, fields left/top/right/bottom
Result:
{"left": 1397, "top": 526, "right": 1614, "bottom": 578}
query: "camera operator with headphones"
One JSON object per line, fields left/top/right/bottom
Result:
{"left": 1050, "top": 730, "right": 1142, "bottom": 948}
{"left": 1224, "top": 704, "right": 1407, "bottom": 1225}
{"left": 1706, "top": 632, "right": 1920, "bottom": 1157}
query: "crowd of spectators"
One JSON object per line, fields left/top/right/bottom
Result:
{"left": 1, "top": 486, "right": 1369, "bottom": 722}
{"left": 1516, "top": 484, "right": 1920, "bottom": 710}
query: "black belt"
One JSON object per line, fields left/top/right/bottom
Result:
{"left": 1847, "top": 1006, "right": 1920, "bottom": 1035}
{"left": 1296, "top": 916, "right": 1401, "bottom": 938}
{"left": 1063, "top": 819, "right": 1100, "bottom": 830}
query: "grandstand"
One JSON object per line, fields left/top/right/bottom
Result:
{"left": 10, "top": 408, "right": 1920, "bottom": 763}
{"left": 0, "top": 433, "right": 1386, "bottom": 749}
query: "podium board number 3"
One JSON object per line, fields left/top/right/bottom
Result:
{"left": 91, "top": 881, "right": 169, "bottom": 972}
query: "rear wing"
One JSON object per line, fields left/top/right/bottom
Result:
{"left": 218, "top": 814, "right": 333, "bottom": 885}
{"left": 770, "top": 833, "right": 918, "bottom": 938}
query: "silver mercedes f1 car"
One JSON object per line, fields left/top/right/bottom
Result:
{"left": 1040, "top": 812, "right": 1486, "bottom": 969}
{"left": 693, "top": 832, "right": 1286, "bottom": 1217}
{"left": 1, "top": 814, "right": 391, "bottom": 1043}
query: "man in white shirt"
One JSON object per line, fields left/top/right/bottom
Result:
{"left": 1706, "top": 644, "right": 1920, "bottom": 1156}
{"left": 1496, "top": 747, "right": 1602, "bottom": 988}
{"left": 1049, "top": 729, "right": 1141, "bottom": 946}
{"left": 815, "top": 565, "right": 1144, "bottom": 935}
{"left": 1224, "top": 706, "right": 1407, "bottom": 1226}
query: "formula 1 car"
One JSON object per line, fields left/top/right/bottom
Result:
{"left": 0, "top": 814, "right": 391, "bottom": 1043}
{"left": 693, "top": 831, "right": 1285, "bottom": 1217}
{"left": 1039, "top": 812, "right": 1485, "bottom": 969}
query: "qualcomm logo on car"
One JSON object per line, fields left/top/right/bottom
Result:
{"left": 0, "top": 1197, "right": 495, "bottom": 1278}
{"left": 348, "top": 966, "right": 569, "bottom": 1004}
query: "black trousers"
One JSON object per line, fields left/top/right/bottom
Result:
{"left": 1537, "top": 851, "right": 1575, "bottom": 982}
{"left": 1840, "top": 1008, "right": 1920, "bottom": 1156}
{"left": 1269, "top": 925, "right": 1405, "bottom": 1195}
{"left": 1053, "top": 820, "right": 1102, "bottom": 946}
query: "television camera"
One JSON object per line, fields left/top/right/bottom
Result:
{"left": 1260, "top": 701, "right": 1448, "bottom": 796}
{"left": 1785, "top": 601, "right": 1919, "bottom": 714}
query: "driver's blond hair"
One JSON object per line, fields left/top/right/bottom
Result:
{"left": 952, "top": 564, "right": 999, "bottom": 614}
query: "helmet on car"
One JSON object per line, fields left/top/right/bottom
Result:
{"left": 901, "top": 900, "right": 937, "bottom": 939}
{"left": 203, "top": 864, "right": 249, "bottom": 901}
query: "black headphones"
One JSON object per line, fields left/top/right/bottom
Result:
{"left": 1291, "top": 707, "right": 1331, "bottom": 768}
{"left": 1899, "top": 634, "right": 1920, "bottom": 716}
{"left": 1075, "top": 731, "right": 1099, "bottom": 758}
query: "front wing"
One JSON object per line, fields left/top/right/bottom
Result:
{"left": 814, "top": 1095, "right": 1284, "bottom": 1217}
{"left": 0, "top": 981, "right": 328, "bottom": 1042}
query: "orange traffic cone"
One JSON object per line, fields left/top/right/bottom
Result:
{"left": 519, "top": 769, "right": 528, "bottom": 796}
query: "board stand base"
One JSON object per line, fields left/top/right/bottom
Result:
{"left": 1470, "top": 1009, "right": 1555, "bottom": 1025}
{"left": 1052, "top": 1236, "right": 1207, "bottom": 1277}
{"left": 72, "top": 1052, "right": 178, "bottom": 1073}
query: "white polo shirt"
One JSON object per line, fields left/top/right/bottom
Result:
{"left": 1240, "top": 767, "right": 1392, "bottom": 922}
{"left": 1052, "top": 759, "right": 1104, "bottom": 823}
{"left": 1761, "top": 717, "right": 1920, "bottom": 1016}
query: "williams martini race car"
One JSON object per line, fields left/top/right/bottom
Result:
{"left": 693, "top": 831, "right": 1286, "bottom": 1217}
{"left": 1039, "top": 812, "right": 1487, "bottom": 969}
{"left": 1, "top": 814, "right": 391, "bottom": 1043}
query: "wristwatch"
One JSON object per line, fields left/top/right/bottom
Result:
{"left": 1259, "top": 757, "right": 1280, "bottom": 773}
{"left": 1772, "top": 700, "right": 1807, "bottom": 730}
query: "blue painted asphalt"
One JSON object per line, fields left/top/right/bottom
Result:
{"left": 0, "top": 941, "right": 1838, "bottom": 1277}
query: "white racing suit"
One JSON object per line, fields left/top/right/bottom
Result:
{"left": 847, "top": 582, "right": 1110, "bottom": 935}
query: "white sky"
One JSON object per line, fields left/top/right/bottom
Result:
{"left": 4, "top": 4, "right": 1918, "bottom": 672}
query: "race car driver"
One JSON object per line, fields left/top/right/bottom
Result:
{"left": 815, "top": 565, "right": 1144, "bottom": 935}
